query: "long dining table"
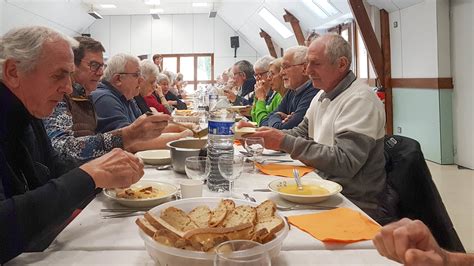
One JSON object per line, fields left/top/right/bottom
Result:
{"left": 7, "top": 145, "right": 398, "bottom": 265}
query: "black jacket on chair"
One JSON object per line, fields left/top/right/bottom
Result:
{"left": 384, "top": 135, "right": 465, "bottom": 252}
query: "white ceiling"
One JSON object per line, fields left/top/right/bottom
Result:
{"left": 3, "top": 0, "right": 426, "bottom": 55}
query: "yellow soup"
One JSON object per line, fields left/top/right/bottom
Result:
{"left": 278, "top": 184, "right": 330, "bottom": 196}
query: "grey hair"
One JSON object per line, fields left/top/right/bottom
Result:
{"left": 102, "top": 53, "right": 140, "bottom": 82}
{"left": 156, "top": 73, "right": 170, "bottom": 84}
{"left": 234, "top": 60, "right": 254, "bottom": 79}
{"left": 0, "top": 26, "right": 78, "bottom": 80}
{"left": 139, "top": 60, "right": 159, "bottom": 80}
{"left": 322, "top": 33, "right": 352, "bottom": 66}
{"left": 253, "top": 55, "right": 275, "bottom": 72}
{"left": 285, "top": 46, "right": 308, "bottom": 65}
{"left": 269, "top": 57, "right": 283, "bottom": 70}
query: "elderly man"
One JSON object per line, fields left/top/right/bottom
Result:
{"left": 260, "top": 46, "right": 318, "bottom": 129}
{"left": 224, "top": 60, "right": 256, "bottom": 106}
{"left": 44, "top": 37, "right": 169, "bottom": 163}
{"left": 0, "top": 26, "right": 147, "bottom": 263}
{"left": 247, "top": 34, "right": 386, "bottom": 219}
{"left": 92, "top": 55, "right": 191, "bottom": 149}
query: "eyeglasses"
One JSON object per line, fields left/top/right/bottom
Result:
{"left": 253, "top": 71, "right": 269, "bottom": 79}
{"left": 281, "top": 62, "right": 306, "bottom": 70}
{"left": 267, "top": 71, "right": 280, "bottom": 79}
{"left": 118, "top": 72, "right": 142, "bottom": 78}
{"left": 83, "top": 60, "right": 105, "bottom": 72}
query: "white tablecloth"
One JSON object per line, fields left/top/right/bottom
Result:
{"left": 10, "top": 148, "right": 386, "bottom": 265}
{"left": 7, "top": 250, "right": 399, "bottom": 265}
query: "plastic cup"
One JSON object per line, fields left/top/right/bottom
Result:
{"left": 179, "top": 179, "right": 203, "bottom": 198}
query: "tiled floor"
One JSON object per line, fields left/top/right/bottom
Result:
{"left": 427, "top": 161, "right": 474, "bottom": 252}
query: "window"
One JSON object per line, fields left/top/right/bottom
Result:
{"left": 160, "top": 53, "right": 214, "bottom": 91}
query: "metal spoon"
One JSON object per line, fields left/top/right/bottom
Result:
{"left": 156, "top": 165, "right": 172, "bottom": 170}
{"left": 293, "top": 168, "right": 303, "bottom": 191}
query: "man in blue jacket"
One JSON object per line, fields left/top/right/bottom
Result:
{"left": 260, "top": 46, "right": 318, "bottom": 129}
{"left": 224, "top": 60, "right": 256, "bottom": 106}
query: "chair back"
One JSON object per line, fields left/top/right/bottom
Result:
{"left": 384, "top": 135, "right": 465, "bottom": 252}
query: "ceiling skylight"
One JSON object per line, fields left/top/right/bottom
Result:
{"left": 258, "top": 8, "right": 293, "bottom": 39}
{"left": 192, "top": 3, "right": 208, "bottom": 7}
{"left": 144, "top": 0, "right": 160, "bottom": 5}
{"left": 315, "top": 0, "right": 340, "bottom": 16}
{"left": 99, "top": 4, "right": 116, "bottom": 9}
{"left": 302, "top": 0, "right": 328, "bottom": 19}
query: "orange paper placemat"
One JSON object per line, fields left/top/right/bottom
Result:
{"left": 287, "top": 207, "right": 381, "bottom": 243}
{"left": 255, "top": 163, "right": 314, "bottom": 178}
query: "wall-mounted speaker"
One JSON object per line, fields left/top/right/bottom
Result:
{"left": 230, "top": 36, "right": 240, "bottom": 48}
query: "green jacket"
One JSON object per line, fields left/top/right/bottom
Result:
{"left": 251, "top": 91, "right": 282, "bottom": 126}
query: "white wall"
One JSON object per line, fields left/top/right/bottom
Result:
{"left": 450, "top": 0, "right": 474, "bottom": 169}
{"left": 389, "top": 0, "right": 454, "bottom": 164}
{"left": 88, "top": 14, "right": 260, "bottom": 78}
{"left": 1, "top": 1, "right": 94, "bottom": 36}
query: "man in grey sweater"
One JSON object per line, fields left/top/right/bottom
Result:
{"left": 241, "top": 34, "right": 387, "bottom": 220}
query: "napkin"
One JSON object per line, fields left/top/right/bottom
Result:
{"left": 287, "top": 207, "right": 381, "bottom": 243}
{"left": 255, "top": 163, "right": 314, "bottom": 177}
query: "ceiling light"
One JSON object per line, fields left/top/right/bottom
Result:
{"left": 150, "top": 8, "right": 164, "bottom": 14}
{"left": 99, "top": 4, "right": 116, "bottom": 9}
{"left": 87, "top": 6, "right": 103, "bottom": 20}
{"left": 192, "top": 3, "right": 208, "bottom": 7}
{"left": 314, "top": 0, "right": 339, "bottom": 16}
{"left": 302, "top": 0, "right": 328, "bottom": 19}
{"left": 144, "top": 0, "right": 160, "bottom": 5}
{"left": 258, "top": 8, "right": 293, "bottom": 39}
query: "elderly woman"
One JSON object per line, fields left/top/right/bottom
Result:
{"left": 250, "top": 56, "right": 287, "bottom": 126}
{"left": 134, "top": 60, "right": 170, "bottom": 115}
{"left": 154, "top": 73, "right": 187, "bottom": 111}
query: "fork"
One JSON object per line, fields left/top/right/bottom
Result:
{"left": 276, "top": 204, "right": 337, "bottom": 211}
{"left": 101, "top": 211, "right": 146, "bottom": 219}
{"left": 243, "top": 193, "right": 256, "bottom": 202}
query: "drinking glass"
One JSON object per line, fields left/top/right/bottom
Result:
{"left": 214, "top": 240, "right": 271, "bottom": 266}
{"left": 185, "top": 156, "right": 211, "bottom": 181}
{"left": 244, "top": 137, "right": 265, "bottom": 173}
{"left": 218, "top": 154, "right": 244, "bottom": 198}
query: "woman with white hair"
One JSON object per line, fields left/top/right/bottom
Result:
{"left": 250, "top": 56, "right": 286, "bottom": 126}
{"left": 135, "top": 60, "right": 169, "bottom": 115}
{"left": 154, "top": 73, "right": 187, "bottom": 111}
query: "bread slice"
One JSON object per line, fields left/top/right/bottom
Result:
{"left": 188, "top": 205, "right": 212, "bottom": 228}
{"left": 186, "top": 224, "right": 255, "bottom": 252}
{"left": 222, "top": 205, "right": 257, "bottom": 228}
{"left": 144, "top": 211, "right": 186, "bottom": 238}
{"left": 254, "top": 216, "right": 284, "bottom": 243}
{"left": 256, "top": 200, "right": 276, "bottom": 220}
{"left": 160, "top": 206, "right": 198, "bottom": 232}
{"left": 135, "top": 218, "right": 158, "bottom": 238}
{"left": 209, "top": 199, "right": 235, "bottom": 227}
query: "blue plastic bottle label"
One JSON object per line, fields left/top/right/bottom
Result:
{"left": 208, "top": 121, "right": 234, "bottom": 135}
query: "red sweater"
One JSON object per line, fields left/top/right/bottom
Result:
{"left": 144, "top": 95, "right": 170, "bottom": 114}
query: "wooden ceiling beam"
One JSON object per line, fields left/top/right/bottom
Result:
{"left": 380, "top": 9, "right": 393, "bottom": 135}
{"left": 259, "top": 29, "right": 278, "bottom": 58}
{"left": 348, "top": 0, "right": 384, "bottom": 80}
{"left": 283, "top": 9, "right": 305, "bottom": 46}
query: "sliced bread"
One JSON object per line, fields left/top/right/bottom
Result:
{"left": 209, "top": 199, "right": 235, "bottom": 227}
{"left": 222, "top": 205, "right": 257, "bottom": 228}
{"left": 256, "top": 200, "right": 276, "bottom": 220}
{"left": 254, "top": 216, "right": 284, "bottom": 243}
{"left": 160, "top": 206, "right": 198, "bottom": 232}
{"left": 188, "top": 205, "right": 212, "bottom": 228}
{"left": 135, "top": 217, "right": 158, "bottom": 238}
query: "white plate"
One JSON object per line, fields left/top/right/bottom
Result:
{"left": 268, "top": 178, "right": 342, "bottom": 204}
{"left": 103, "top": 180, "right": 177, "bottom": 208}
{"left": 136, "top": 150, "right": 171, "bottom": 165}
{"left": 138, "top": 197, "right": 289, "bottom": 266}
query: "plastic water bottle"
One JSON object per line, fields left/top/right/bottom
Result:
{"left": 208, "top": 85, "right": 219, "bottom": 111}
{"left": 207, "top": 109, "right": 235, "bottom": 192}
